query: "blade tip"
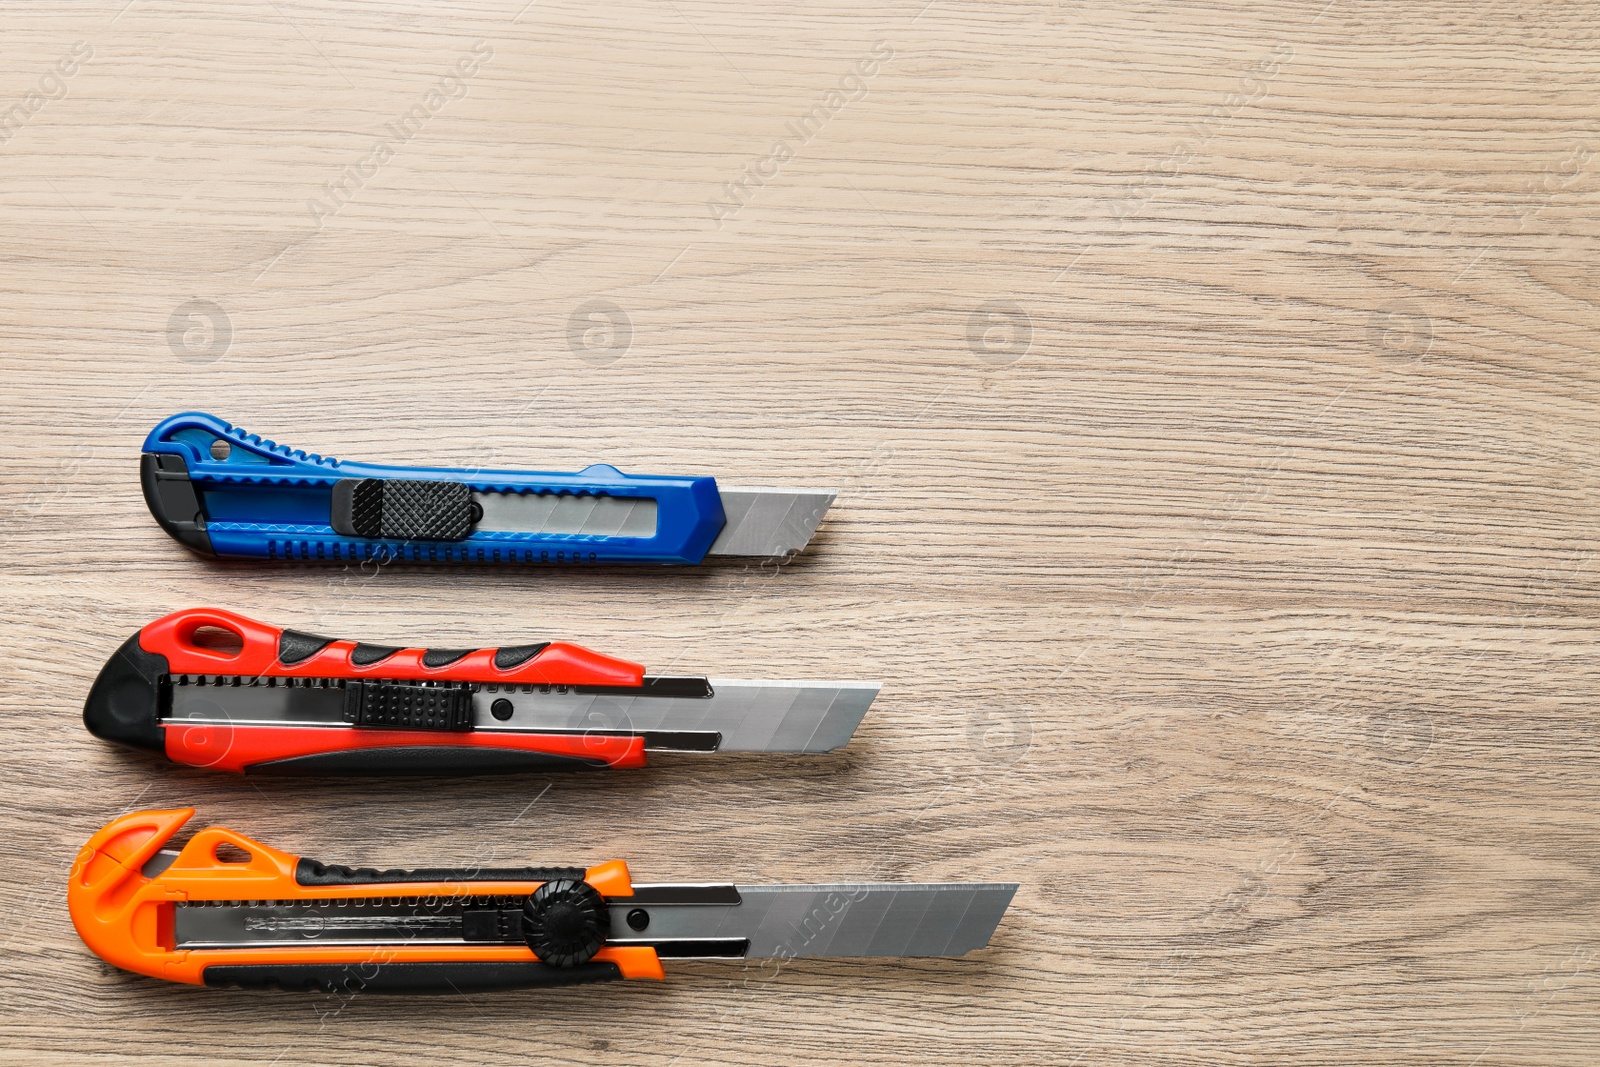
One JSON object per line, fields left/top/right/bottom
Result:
{"left": 708, "top": 488, "right": 838, "bottom": 557}
{"left": 810, "top": 682, "right": 880, "bottom": 751}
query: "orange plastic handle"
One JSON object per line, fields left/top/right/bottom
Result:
{"left": 68, "top": 809, "right": 663, "bottom": 986}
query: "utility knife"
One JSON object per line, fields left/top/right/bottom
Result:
{"left": 84, "top": 608, "right": 878, "bottom": 775}
{"left": 70, "top": 809, "right": 1017, "bottom": 992}
{"left": 140, "top": 411, "right": 837, "bottom": 565}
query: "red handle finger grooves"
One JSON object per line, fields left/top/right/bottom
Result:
{"left": 138, "top": 607, "right": 645, "bottom": 687}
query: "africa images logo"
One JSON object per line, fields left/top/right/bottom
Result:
{"left": 0, "top": 41, "right": 93, "bottom": 147}
{"left": 307, "top": 41, "right": 493, "bottom": 229}
{"left": 707, "top": 41, "right": 895, "bottom": 227}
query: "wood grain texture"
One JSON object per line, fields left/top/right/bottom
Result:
{"left": 2, "top": 0, "right": 1598, "bottom": 1063}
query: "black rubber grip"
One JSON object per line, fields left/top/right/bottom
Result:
{"left": 330, "top": 478, "right": 476, "bottom": 541}
{"left": 344, "top": 643, "right": 549, "bottom": 669}
{"left": 294, "top": 857, "right": 585, "bottom": 886}
{"left": 201, "top": 960, "right": 622, "bottom": 993}
{"left": 277, "top": 629, "right": 334, "bottom": 665}
{"left": 139, "top": 453, "right": 215, "bottom": 556}
{"left": 494, "top": 643, "right": 550, "bottom": 669}
{"left": 346, "top": 644, "right": 550, "bottom": 669}
{"left": 246, "top": 746, "right": 611, "bottom": 776}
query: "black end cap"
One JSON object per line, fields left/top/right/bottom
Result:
{"left": 83, "top": 632, "right": 167, "bottom": 753}
{"left": 139, "top": 453, "right": 214, "bottom": 556}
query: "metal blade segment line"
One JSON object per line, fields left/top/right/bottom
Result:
{"left": 470, "top": 680, "right": 878, "bottom": 752}
{"left": 466, "top": 487, "right": 835, "bottom": 557}
{"left": 612, "top": 883, "right": 1018, "bottom": 958}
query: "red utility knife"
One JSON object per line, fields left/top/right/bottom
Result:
{"left": 84, "top": 608, "right": 878, "bottom": 775}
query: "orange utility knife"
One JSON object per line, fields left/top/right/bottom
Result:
{"left": 70, "top": 809, "right": 1018, "bottom": 992}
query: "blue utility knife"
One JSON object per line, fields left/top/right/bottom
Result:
{"left": 140, "top": 412, "right": 836, "bottom": 565}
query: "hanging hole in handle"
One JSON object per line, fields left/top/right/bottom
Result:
{"left": 214, "top": 842, "right": 252, "bottom": 864}
{"left": 209, "top": 438, "right": 232, "bottom": 461}
{"left": 189, "top": 624, "right": 245, "bottom": 657}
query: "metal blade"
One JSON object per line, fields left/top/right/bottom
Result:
{"left": 707, "top": 488, "right": 836, "bottom": 557}
{"left": 612, "top": 883, "right": 1017, "bottom": 958}
{"left": 472, "top": 492, "right": 657, "bottom": 538}
{"left": 466, "top": 487, "right": 835, "bottom": 557}
{"left": 471, "top": 680, "right": 878, "bottom": 753}
{"left": 173, "top": 882, "right": 1017, "bottom": 958}
{"left": 166, "top": 677, "right": 879, "bottom": 754}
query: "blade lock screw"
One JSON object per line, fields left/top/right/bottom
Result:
{"left": 626, "top": 908, "right": 650, "bottom": 931}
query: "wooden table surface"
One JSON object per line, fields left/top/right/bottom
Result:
{"left": 3, "top": 1, "right": 1599, "bottom": 1064}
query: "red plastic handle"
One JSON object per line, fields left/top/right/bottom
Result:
{"left": 164, "top": 723, "right": 647, "bottom": 773}
{"left": 137, "top": 607, "right": 652, "bottom": 774}
{"left": 139, "top": 607, "right": 645, "bottom": 687}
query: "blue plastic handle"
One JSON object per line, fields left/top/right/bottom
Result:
{"left": 141, "top": 412, "right": 726, "bottom": 565}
